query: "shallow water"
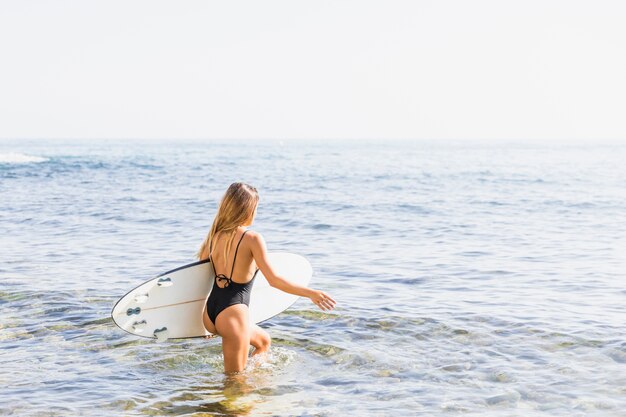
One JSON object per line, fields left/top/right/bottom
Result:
{"left": 1, "top": 139, "right": 625, "bottom": 416}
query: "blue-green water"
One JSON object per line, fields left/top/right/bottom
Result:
{"left": 1, "top": 139, "right": 625, "bottom": 416}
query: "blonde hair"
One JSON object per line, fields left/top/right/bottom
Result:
{"left": 197, "top": 182, "right": 259, "bottom": 264}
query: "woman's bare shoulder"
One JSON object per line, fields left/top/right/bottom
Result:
{"left": 245, "top": 229, "right": 262, "bottom": 240}
{"left": 245, "top": 230, "right": 266, "bottom": 247}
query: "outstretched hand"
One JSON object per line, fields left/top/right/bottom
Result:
{"left": 309, "top": 290, "right": 336, "bottom": 311}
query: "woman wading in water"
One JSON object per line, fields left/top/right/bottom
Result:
{"left": 198, "top": 182, "right": 336, "bottom": 373}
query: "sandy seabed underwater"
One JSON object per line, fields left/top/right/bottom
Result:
{"left": 1, "top": 139, "right": 625, "bottom": 416}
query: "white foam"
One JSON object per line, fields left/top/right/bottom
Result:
{"left": 0, "top": 152, "right": 49, "bottom": 164}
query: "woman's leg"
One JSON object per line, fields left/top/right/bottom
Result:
{"left": 215, "top": 304, "right": 250, "bottom": 373}
{"left": 249, "top": 324, "right": 271, "bottom": 356}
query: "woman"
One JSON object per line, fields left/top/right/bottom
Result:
{"left": 198, "top": 182, "right": 336, "bottom": 373}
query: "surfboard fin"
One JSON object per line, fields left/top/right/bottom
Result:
{"left": 153, "top": 327, "right": 169, "bottom": 341}
{"left": 126, "top": 307, "right": 141, "bottom": 316}
{"left": 157, "top": 277, "right": 173, "bottom": 287}
{"left": 132, "top": 320, "right": 147, "bottom": 333}
{"left": 134, "top": 293, "right": 149, "bottom": 303}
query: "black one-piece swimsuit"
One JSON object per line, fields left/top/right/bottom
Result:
{"left": 206, "top": 230, "right": 259, "bottom": 324}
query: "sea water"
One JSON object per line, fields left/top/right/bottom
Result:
{"left": 1, "top": 139, "right": 624, "bottom": 416}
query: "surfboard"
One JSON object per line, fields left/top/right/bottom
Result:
{"left": 111, "top": 252, "right": 312, "bottom": 340}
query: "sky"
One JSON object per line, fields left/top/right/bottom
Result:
{"left": 0, "top": 0, "right": 625, "bottom": 141}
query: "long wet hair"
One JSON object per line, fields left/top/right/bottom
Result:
{"left": 197, "top": 182, "right": 259, "bottom": 264}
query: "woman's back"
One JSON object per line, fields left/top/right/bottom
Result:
{"left": 203, "top": 227, "right": 258, "bottom": 285}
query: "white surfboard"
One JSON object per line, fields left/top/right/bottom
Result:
{"left": 111, "top": 252, "right": 312, "bottom": 340}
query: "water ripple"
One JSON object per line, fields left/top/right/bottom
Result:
{"left": 1, "top": 140, "right": 625, "bottom": 416}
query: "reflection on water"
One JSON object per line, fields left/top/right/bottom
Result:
{"left": 132, "top": 348, "right": 295, "bottom": 416}
{"left": 148, "top": 377, "right": 256, "bottom": 417}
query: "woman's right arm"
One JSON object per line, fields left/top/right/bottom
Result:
{"left": 249, "top": 232, "right": 336, "bottom": 311}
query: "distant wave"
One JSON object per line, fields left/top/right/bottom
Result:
{"left": 0, "top": 152, "right": 49, "bottom": 164}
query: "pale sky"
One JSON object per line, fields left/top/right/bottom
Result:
{"left": 0, "top": 1, "right": 625, "bottom": 141}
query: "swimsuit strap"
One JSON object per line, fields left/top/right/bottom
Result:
{"left": 208, "top": 236, "right": 218, "bottom": 277}
{"left": 230, "top": 230, "right": 249, "bottom": 278}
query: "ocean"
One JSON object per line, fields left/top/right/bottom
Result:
{"left": 1, "top": 139, "right": 624, "bottom": 416}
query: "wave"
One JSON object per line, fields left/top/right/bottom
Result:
{"left": 0, "top": 152, "right": 49, "bottom": 164}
